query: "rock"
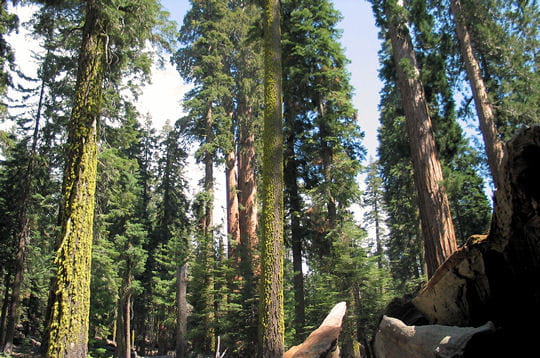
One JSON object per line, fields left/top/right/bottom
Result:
{"left": 374, "top": 315, "right": 495, "bottom": 358}
{"left": 284, "top": 302, "right": 347, "bottom": 358}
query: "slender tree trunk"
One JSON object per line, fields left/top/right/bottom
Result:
{"left": 117, "top": 288, "right": 132, "bottom": 358}
{"left": 284, "top": 121, "right": 305, "bottom": 342}
{"left": 45, "top": 0, "right": 103, "bottom": 355}
{"left": 374, "top": 197, "right": 383, "bottom": 270}
{"left": 385, "top": 0, "right": 457, "bottom": 277}
{"left": 450, "top": 0, "right": 505, "bottom": 190}
{"left": 259, "top": 0, "right": 284, "bottom": 355}
{"left": 2, "top": 65, "right": 45, "bottom": 355}
{"left": 175, "top": 265, "right": 188, "bottom": 358}
{"left": 203, "top": 105, "right": 216, "bottom": 353}
{"left": 0, "top": 275, "right": 10, "bottom": 346}
{"left": 226, "top": 148, "right": 240, "bottom": 260}
{"left": 238, "top": 102, "right": 259, "bottom": 275}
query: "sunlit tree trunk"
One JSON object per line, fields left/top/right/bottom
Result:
{"left": 450, "top": 0, "right": 505, "bottom": 190}
{"left": 259, "top": 0, "right": 284, "bottom": 355}
{"left": 226, "top": 148, "right": 240, "bottom": 259}
{"left": 385, "top": 0, "right": 457, "bottom": 277}
{"left": 44, "top": 0, "right": 103, "bottom": 355}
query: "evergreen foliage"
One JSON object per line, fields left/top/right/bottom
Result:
{"left": 0, "top": 0, "right": 536, "bottom": 356}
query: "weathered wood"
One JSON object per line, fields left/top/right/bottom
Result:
{"left": 374, "top": 315, "right": 494, "bottom": 358}
{"left": 284, "top": 302, "right": 347, "bottom": 358}
{"left": 408, "top": 126, "right": 540, "bottom": 352}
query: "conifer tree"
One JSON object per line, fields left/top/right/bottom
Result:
{"left": 44, "top": 0, "right": 167, "bottom": 355}
{"left": 370, "top": 0, "right": 457, "bottom": 278}
{"left": 259, "top": 0, "right": 284, "bottom": 355}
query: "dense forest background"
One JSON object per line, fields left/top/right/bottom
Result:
{"left": 0, "top": 0, "right": 538, "bottom": 357}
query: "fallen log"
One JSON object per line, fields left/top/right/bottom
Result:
{"left": 374, "top": 315, "right": 495, "bottom": 358}
{"left": 284, "top": 302, "right": 347, "bottom": 358}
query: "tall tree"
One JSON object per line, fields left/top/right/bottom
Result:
{"left": 371, "top": 0, "right": 457, "bottom": 277}
{"left": 259, "top": 0, "right": 284, "bottom": 356}
{"left": 44, "top": 1, "right": 105, "bottom": 354}
{"left": 449, "top": 0, "right": 505, "bottom": 190}
{"left": 44, "top": 0, "right": 166, "bottom": 355}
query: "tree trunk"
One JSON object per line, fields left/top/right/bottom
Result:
{"left": 0, "top": 275, "right": 10, "bottom": 346}
{"left": 450, "top": 0, "right": 505, "bottom": 190}
{"left": 2, "top": 69, "right": 45, "bottom": 355}
{"left": 45, "top": 0, "right": 103, "bottom": 355}
{"left": 259, "top": 0, "right": 284, "bottom": 355}
{"left": 117, "top": 289, "right": 131, "bottom": 358}
{"left": 284, "top": 121, "right": 305, "bottom": 342}
{"left": 238, "top": 102, "right": 259, "bottom": 275}
{"left": 175, "top": 265, "right": 188, "bottom": 358}
{"left": 385, "top": 0, "right": 457, "bottom": 277}
{"left": 203, "top": 105, "right": 216, "bottom": 353}
{"left": 226, "top": 148, "right": 240, "bottom": 260}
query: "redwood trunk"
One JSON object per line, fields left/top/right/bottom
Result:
{"left": 238, "top": 103, "right": 259, "bottom": 274}
{"left": 450, "top": 0, "right": 505, "bottom": 190}
{"left": 226, "top": 149, "right": 240, "bottom": 260}
{"left": 386, "top": 0, "right": 457, "bottom": 277}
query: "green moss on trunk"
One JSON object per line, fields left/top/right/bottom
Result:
{"left": 45, "top": 1, "right": 104, "bottom": 356}
{"left": 259, "top": 0, "right": 284, "bottom": 356}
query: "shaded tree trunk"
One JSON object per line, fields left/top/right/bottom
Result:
{"left": 450, "top": 0, "right": 505, "bottom": 190}
{"left": 117, "top": 287, "right": 131, "bottom": 358}
{"left": 259, "top": 0, "right": 284, "bottom": 355}
{"left": 202, "top": 105, "right": 216, "bottom": 353}
{"left": 385, "top": 0, "right": 457, "bottom": 277}
{"left": 175, "top": 264, "right": 188, "bottom": 358}
{"left": 284, "top": 119, "right": 305, "bottom": 342}
{"left": 45, "top": 0, "right": 103, "bottom": 355}
{"left": 238, "top": 101, "right": 259, "bottom": 274}
{"left": 1, "top": 67, "right": 45, "bottom": 355}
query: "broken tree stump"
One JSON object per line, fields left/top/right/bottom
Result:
{"left": 284, "top": 302, "right": 347, "bottom": 358}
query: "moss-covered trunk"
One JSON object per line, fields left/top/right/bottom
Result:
{"left": 44, "top": 1, "right": 103, "bottom": 356}
{"left": 259, "top": 0, "right": 284, "bottom": 356}
{"left": 385, "top": 0, "right": 457, "bottom": 278}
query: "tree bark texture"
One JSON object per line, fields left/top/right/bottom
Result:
{"left": 238, "top": 102, "right": 259, "bottom": 275}
{"left": 116, "top": 289, "right": 131, "bottom": 358}
{"left": 226, "top": 149, "right": 240, "bottom": 260}
{"left": 259, "top": 0, "right": 284, "bottom": 356}
{"left": 175, "top": 265, "right": 188, "bottom": 358}
{"left": 385, "top": 0, "right": 457, "bottom": 277}
{"left": 450, "top": 0, "right": 505, "bottom": 190}
{"left": 45, "top": 0, "right": 103, "bottom": 356}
